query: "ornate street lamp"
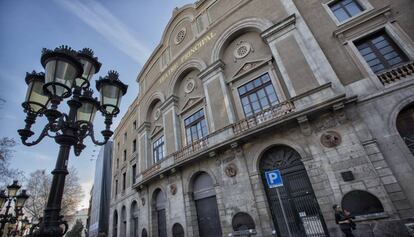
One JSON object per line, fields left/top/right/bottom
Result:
{"left": 0, "top": 181, "right": 29, "bottom": 237}
{"left": 17, "top": 46, "right": 128, "bottom": 237}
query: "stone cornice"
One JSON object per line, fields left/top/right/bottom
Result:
{"left": 160, "top": 95, "right": 179, "bottom": 111}
{"left": 261, "top": 14, "right": 296, "bottom": 42}
{"left": 137, "top": 122, "right": 151, "bottom": 134}
{"left": 198, "top": 60, "right": 224, "bottom": 81}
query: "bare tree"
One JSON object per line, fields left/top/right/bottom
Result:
{"left": 0, "top": 137, "right": 22, "bottom": 187}
{"left": 25, "top": 167, "right": 84, "bottom": 221}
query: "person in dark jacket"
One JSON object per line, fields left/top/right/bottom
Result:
{"left": 333, "top": 204, "right": 355, "bottom": 237}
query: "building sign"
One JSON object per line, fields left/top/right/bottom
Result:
{"left": 159, "top": 31, "right": 216, "bottom": 84}
{"left": 265, "top": 169, "right": 283, "bottom": 188}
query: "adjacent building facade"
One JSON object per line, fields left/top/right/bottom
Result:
{"left": 109, "top": 0, "right": 414, "bottom": 236}
{"left": 89, "top": 142, "right": 113, "bottom": 237}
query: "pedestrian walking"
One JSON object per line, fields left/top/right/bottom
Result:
{"left": 333, "top": 204, "right": 355, "bottom": 237}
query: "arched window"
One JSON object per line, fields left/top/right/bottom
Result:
{"left": 193, "top": 172, "right": 222, "bottom": 237}
{"left": 232, "top": 212, "right": 255, "bottom": 231}
{"left": 172, "top": 223, "right": 185, "bottom": 237}
{"left": 342, "top": 190, "right": 384, "bottom": 216}
{"left": 130, "top": 201, "right": 138, "bottom": 237}
{"left": 113, "top": 210, "right": 118, "bottom": 237}
{"left": 121, "top": 206, "right": 127, "bottom": 237}
{"left": 396, "top": 103, "right": 414, "bottom": 155}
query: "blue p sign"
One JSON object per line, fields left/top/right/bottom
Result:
{"left": 265, "top": 170, "right": 283, "bottom": 188}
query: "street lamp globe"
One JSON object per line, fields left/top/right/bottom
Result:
{"left": 77, "top": 89, "right": 99, "bottom": 125}
{"left": 75, "top": 48, "right": 102, "bottom": 88}
{"left": 23, "top": 71, "right": 50, "bottom": 114}
{"left": 6, "top": 181, "right": 21, "bottom": 197}
{"left": 41, "top": 45, "right": 83, "bottom": 99}
{"left": 96, "top": 70, "right": 128, "bottom": 116}
{"left": 0, "top": 190, "right": 6, "bottom": 209}
{"left": 15, "top": 190, "right": 29, "bottom": 209}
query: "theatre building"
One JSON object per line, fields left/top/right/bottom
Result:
{"left": 109, "top": 0, "right": 414, "bottom": 236}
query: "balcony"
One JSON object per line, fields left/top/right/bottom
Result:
{"left": 377, "top": 62, "right": 414, "bottom": 85}
{"left": 134, "top": 87, "right": 347, "bottom": 189}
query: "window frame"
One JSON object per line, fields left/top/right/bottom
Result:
{"left": 132, "top": 139, "right": 137, "bottom": 153}
{"left": 184, "top": 108, "right": 209, "bottom": 145}
{"left": 122, "top": 172, "right": 126, "bottom": 191}
{"left": 132, "top": 164, "right": 137, "bottom": 184}
{"left": 323, "top": 0, "right": 373, "bottom": 26}
{"left": 354, "top": 29, "right": 409, "bottom": 74}
{"left": 152, "top": 135, "right": 165, "bottom": 164}
{"left": 237, "top": 73, "right": 279, "bottom": 118}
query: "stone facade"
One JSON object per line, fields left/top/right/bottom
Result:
{"left": 109, "top": 0, "right": 414, "bottom": 236}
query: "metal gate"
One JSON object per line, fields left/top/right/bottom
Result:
{"left": 260, "top": 146, "right": 329, "bottom": 237}
{"left": 157, "top": 209, "right": 167, "bottom": 237}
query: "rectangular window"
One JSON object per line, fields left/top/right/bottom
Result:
{"left": 133, "top": 120, "right": 137, "bottom": 129}
{"left": 116, "top": 158, "right": 119, "bottom": 169}
{"left": 355, "top": 30, "right": 408, "bottom": 74}
{"left": 115, "top": 179, "right": 118, "bottom": 196}
{"left": 329, "top": 0, "right": 363, "bottom": 22}
{"left": 132, "top": 164, "right": 137, "bottom": 184}
{"left": 238, "top": 73, "right": 279, "bottom": 117}
{"left": 133, "top": 139, "right": 137, "bottom": 152}
{"left": 122, "top": 172, "right": 126, "bottom": 191}
{"left": 184, "top": 109, "right": 208, "bottom": 145}
{"left": 123, "top": 149, "right": 127, "bottom": 161}
{"left": 124, "top": 132, "right": 127, "bottom": 142}
{"left": 153, "top": 136, "right": 165, "bottom": 163}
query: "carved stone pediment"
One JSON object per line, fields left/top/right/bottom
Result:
{"left": 180, "top": 96, "right": 204, "bottom": 115}
{"left": 151, "top": 125, "right": 163, "bottom": 138}
{"left": 230, "top": 57, "right": 271, "bottom": 83}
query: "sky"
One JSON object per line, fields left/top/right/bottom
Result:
{"left": 0, "top": 0, "right": 194, "bottom": 210}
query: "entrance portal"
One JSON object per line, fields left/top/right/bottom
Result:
{"left": 259, "top": 145, "right": 329, "bottom": 237}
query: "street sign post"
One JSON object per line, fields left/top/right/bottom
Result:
{"left": 265, "top": 169, "right": 292, "bottom": 237}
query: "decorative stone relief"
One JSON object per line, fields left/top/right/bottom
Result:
{"left": 234, "top": 41, "right": 253, "bottom": 62}
{"left": 141, "top": 197, "right": 145, "bottom": 206}
{"left": 154, "top": 108, "right": 161, "bottom": 121}
{"left": 184, "top": 78, "right": 195, "bottom": 94}
{"left": 225, "top": 163, "right": 238, "bottom": 177}
{"left": 320, "top": 130, "right": 342, "bottom": 148}
{"left": 175, "top": 27, "right": 187, "bottom": 45}
{"left": 170, "top": 184, "right": 177, "bottom": 195}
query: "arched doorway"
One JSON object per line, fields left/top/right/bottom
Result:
{"left": 259, "top": 145, "right": 328, "bottom": 236}
{"left": 193, "top": 172, "right": 222, "bottom": 237}
{"left": 396, "top": 103, "right": 414, "bottom": 155}
{"left": 121, "top": 206, "right": 126, "bottom": 237}
{"left": 172, "top": 223, "right": 185, "bottom": 237}
{"left": 232, "top": 212, "right": 255, "bottom": 231}
{"left": 113, "top": 210, "right": 118, "bottom": 237}
{"left": 130, "top": 201, "right": 138, "bottom": 237}
{"left": 153, "top": 189, "right": 167, "bottom": 237}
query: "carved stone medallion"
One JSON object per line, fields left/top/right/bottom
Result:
{"left": 184, "top": 78, "right": 195, "bottom": 94}
{"left": 175, "top": 27, "right": 186, "bottom": 45}
{"left": 154, "top": 108, "right": 161, "bottom": 121}
{"left": 320, "top": 131, "right": 342, "bottom": 148}
{"left": 225, "top": 163, "right": 238, "bottom": 177}
{"left": 234, "top": 41, "right": 252, "bottom": 60}
{"left": 170, "top": 184, "right": 177, "bottom": 195}
{"left": 141, "top": 197, "right": 146, "bottom": 206}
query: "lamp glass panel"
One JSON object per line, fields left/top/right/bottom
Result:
{"left": 101, "top": 84, "right": 121, "bottom": 114}
{"left": 79, "top": 59, "right": 95, "bottom": 81}
{"left": 0, "top": 195, "right": 6, "bottom": 208}
{"left": 15, "top": 195, "right": 28, "bottom": 208}
{"left": 77, "top": 102, "right": 97, "bottom": 123}
{"left": 44, "top": 60, "right": 77, "bottom": 97}
{"left": 26, "top": 80, "right": 49, "bottom": 112}
{"left": 7, "top": 187, "right": 18, "bottom": 197}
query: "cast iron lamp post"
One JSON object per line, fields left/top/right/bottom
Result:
{"left": 0, "top": 180, "right": 30, "bottom": 237}
{"left": 17, "top": 45, "right": 128, "bottom": 237}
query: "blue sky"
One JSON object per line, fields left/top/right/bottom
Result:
{"left": 0, "top": 0, "right": 193, "bottom": 209}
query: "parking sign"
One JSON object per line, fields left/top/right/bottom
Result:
{"left": 265, "top": 169, "right": 283, "bottom": 188}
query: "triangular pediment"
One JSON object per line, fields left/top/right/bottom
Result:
{"left": 232, "top": 58, "right": 271, "bottom": 79}
{"left": 151, "top": 125, "right": 163, "bottom": 138}
{"left": 180, "top": 96, "right": 204, "bottom": 115}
